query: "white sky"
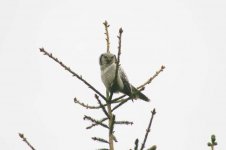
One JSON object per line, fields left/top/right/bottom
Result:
{"left": 0, "top": 0, "right": 226, "bottom": 149}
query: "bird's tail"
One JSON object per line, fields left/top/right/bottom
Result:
{"left": 131, "top": 86, "right": 150, "bottom": 102}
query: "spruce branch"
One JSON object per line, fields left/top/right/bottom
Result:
{"left": 115, "top": 28, "right": 123, "bottom": 82}
{"left": 115, "top": 121, "right": 133, "bottom": 125}
{"left": 140, "top": 108, "right": 156, "bottom": 150}
{"left": 86, "top": 117, "right": 108, "bottom": 129}
{"left": 39, "top": 48, "right": 107, "bottom": 102}
{"left": 207, "top": 134, "right": 217, "bottom": 150}
{"left": 112, "top": 97, "right": 130, "bottom": 111}
{"left": 106, "top": 27, "right": 124, "bottom": 150}
{"left": 134, "top": 139, "right": 139, "bottom": 150}
{"left": 108, "top": 27, "right": 123, "bottom": 102}
{"left": 92, "top": 137, "right": 109, "bottom": 144}
{"left": 112, "top": 87, "right": 145, "bottom": 107}
{"left": 18, "top": 133, "right": 36, "bottom": 150}
{"left": 137, "top": 65, "right": 165, "bottom": 90}
{"left": 39, "top": 21, "right": 163, "bottom": 150}
{"left": 74, "top": 97, "right": 101, "bottom": 109}
{"left": 112, "top": 88, "right": 145, "bottom": 112}
{"left": 103, "top": 20, "right": 110, "bottom": 53}
{"left": 84, "top": 115, "right": 109, "bottom": 129}
{"left": 95, "top": 94, "right": 110, "bottom": 118}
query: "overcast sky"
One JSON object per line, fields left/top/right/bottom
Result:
{"left": 0, "top": 0, "right": 226, "bottom": 149}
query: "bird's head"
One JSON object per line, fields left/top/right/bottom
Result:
{"left": 99, "top": 52, "right": 117, "bottom": 66}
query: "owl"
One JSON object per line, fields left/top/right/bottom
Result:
{"left": 99, "top": 52, "right": 150, "bottom": 102}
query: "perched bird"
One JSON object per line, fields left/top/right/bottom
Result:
{"left": 99, "top": 52, "right": 150, "bottom": 102}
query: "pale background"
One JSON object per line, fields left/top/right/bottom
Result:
{"left": 0, "top": 0, "right": 226, "bottom": 149}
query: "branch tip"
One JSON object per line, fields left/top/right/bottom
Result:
{"left": 119, "top": 28, "right": 123, "bottom": 33}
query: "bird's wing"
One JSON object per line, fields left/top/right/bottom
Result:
{"left": 119, "top": 67, "right": 132, "bottom": 96}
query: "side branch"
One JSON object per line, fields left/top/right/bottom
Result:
{"left": 86, "top": 118, "right": 108, "bottom": 129}
{"left": 103, "top": 20, "right": 110, "bottom": 53}
{"left": 39, "top": 48, "right": 107, "bottom": 102}
{"left": 92, "top": 137, "right": 109, "bottom": 144}
{"left": 84, "top": 115, "right": 109, "bottom": 129}
{"left": 115, "top": 28, "right": 123, "bottom": 83}
{"left": 18, "top": 133, "right": 36, "bottom": 150}
{"left": 137, "top": 65, "right": 165, "bottom": 89}
{"left": 140, "top": 108, "right": 156, "bottom": 150}
{"left": 95, "top": 94, "right": 110, "bottom": 118}
{"left": 74, "top": 97, "right": 101, "bottom": 109}
{"left": 109, "top": 28, "right": 123, "bottom": 101}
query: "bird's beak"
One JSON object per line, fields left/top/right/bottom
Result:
{"left": 107, "top": 58, "right": 112, "bottom": 63}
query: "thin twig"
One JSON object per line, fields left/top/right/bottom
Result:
{"left": 103, "top": 20, "right": 110, "bottom": 53}
{"left": 111, "top": 88, "right": 145, "bottom": 112}
{"left": 134, "top": 139, "right": 139, "bottom": 150}
{"left": 207, "top": 135, "right": 217, "bottom": 150}
{"left": 39, "top": 48, "right": 107, "bottom": 102}
{"left": 92, "top": 137, "right": 109, "bottom": 144}
{"left": 18, "top": 133, "right": 36, "bottom": 150}
{"left": 137, "top": 65, "right": 165, "bottom": 90}
{"left": 107, "top": 28, "right": 124, "bottom": 150}
{"left": 84, "top": 115, "right": 109, "bottom": 129}
{"left": 74, "top": 97, "right": 101, "bottom": 109}
{"left": 95, "top": 94, "right": 110, "bottom": 118}
{"left": 115, "top": 121, "right": 133, "bottom": 125}
{"left": 108, "top": 28, "right": 123, "bottom": 102}
{"left": 113, "top": 28, "right": 123, "bottom": 96}
{"left": 112, "top": 97, "right": 131, "bottom": 111}
{"left": 111, "top": 87, "right": 145, "bottom": 104}
{"left": 86, "top": 118, "right": 108, "bottom": 129}
{"left": 140, "top": 108, "right": 156, "bottom": 150}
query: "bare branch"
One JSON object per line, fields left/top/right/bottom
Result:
{"left": 140, "top": 108, "right": 156, "bottom": 150}
{"left": 18, "top": 133, "right": 36, "bottom": 150}
{"left": 39, "top": 48, "right": 107, "bottom": 102}
{"left": 95, "top": 94, "right": 110, "bottom": 118}
{"left": 115, "top": 28, "right": 123, "bottom": 81}
{"left": 111, "top": 87, "right": 145, "bottom": 104}
{"left": 115, "top": 121, "right": 133, "bottom": 125}
{"left": 74, "top": 97, "right": 101, "bottom": 109}
{"left": 84, "top": 115, "right": 109, "bottom": 129}
{"left": 207, "top": 134, "right": 217, "bottom": 150}
{"left": 103, "top": 20, "right": 110, "bottom": 53}
{"left": 112, "top": 97, "right": 130, "bottom": 112}
{"left": 137, "top": 65, "right": 165, "bottom": 90}
{"left": 134, "top": 139, "right": 139, "bottom": 150}
{"left": 86, "top": 117, "right": 108, "bottom": 129}
{"left": 92, "top": 137, "right": 109, "bottom": 144}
